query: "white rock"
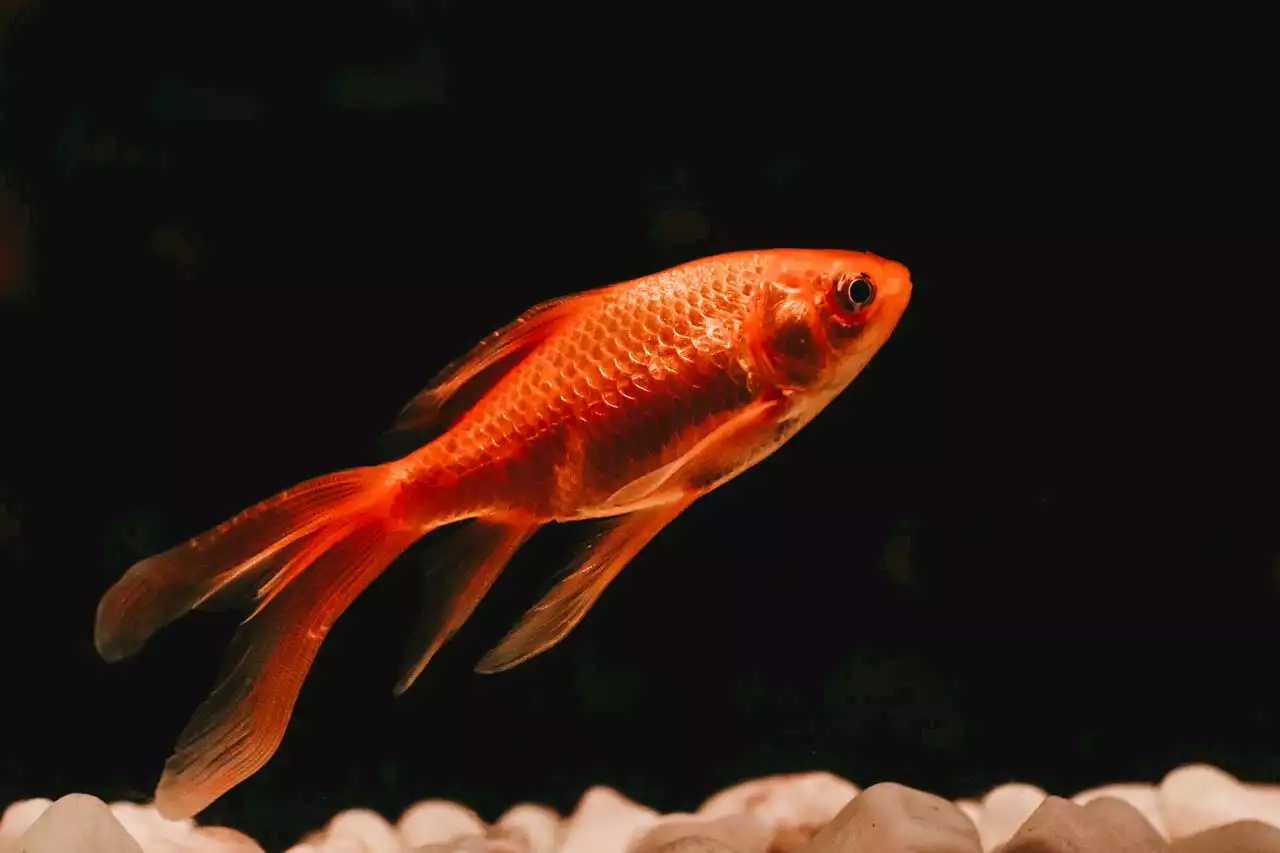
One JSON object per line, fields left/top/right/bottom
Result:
{"left": 411, "top": 837, "right": 489, "bottom": 852}
{"left": 953, "top": 799, "right": 983, "bottom": 829}
{"left": 0, "top": 799, "right": 53, "bottom": 840}
{"left": 1171, "top": 820, "right": 1280, "bottom": 853}
{"left": 697, "top": 771, "right": 858, "bottom": 847}
{"left": 1072, "top": 782, "right": 1167, "bottom": 839}
{"left": 189, "top": 826, "right": 264, "bottom": 852}
{"left": 630, "top": 811, "right": 771, "bottom": 853}
{"left": 293, "top": 828, "right": 330, "bottom": 848}
{"left": 7, "top": 793, "right": 143, "bottom": 853}
{"left": 801, "top": 782, "right": 982, "bottom": 853}
{"left": 88, "top": 799, "right": 298, "bottom": 853}
{"left": 483, "top": 837, "right": 529, "bottom": 853}
{"left": 107, "top": 801, "right": 202, "bottom": 852}
{"left": 491, "top": 804, "right": 560, "bottom": 853}
{"left": 644, "top": 839, "right": 738, "bottom": 853}
{"left": 316, "top": 839, "right": 367, "bottom": 853}
{"left": 555, "top": 787, "right": 660, "bottom": 853}
{"left": 324, "top": 808, "right": 403, "bottom": 853}
{"left": 999, "top": 795, "right": 1168, "bottom": 853}
{"left": 976, "top": 783, "right": 1046, "bottom": 852}
{"left": 398, "top": 801, "right": 486, "bottom": 848}
{"left": 1158, "top": 763, "right": 1280, "bottom": 839}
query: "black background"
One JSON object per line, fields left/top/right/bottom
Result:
{"left": 2, "top": 6, "right": 1278, "bottom": 851}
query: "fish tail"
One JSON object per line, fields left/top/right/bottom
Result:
{"left": 95, "top": 465, "right": 395, "bottom": 662}
{"left": 94, "top": 462, "right": 427, "bottom": 819}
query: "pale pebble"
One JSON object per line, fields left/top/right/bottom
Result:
{"left": 697, "top": 772, "right": 858, "bottom": 847}
{"left": 699, "top": 772, "right": 858, "bottom": 823}
{"left": 801, "top": 782, "right": 982, "bottom": 853}
{"left": 6, "top": 793, "right": 143, "bottom": 853}
{"left": 325, "top": 808, "right": 403, "bottom": 853}
{"left": 1082, "top": 797, "right": 1171, "bottom": 850}
{"left": 630, "top": 811, "right": 771, "bottom": 853}
{"left": 411, "top": 837, "right": 490, "bottom": 852}
{"left": 484, "top": 838, "right": 530, "bottom": 853}
{"left": 296, "top": 829, "right": 331, "bottom": 847}
{"left": 1003, "top": 788, "right": 1172, "bottom": 850}
{"left": 1073, "top": 783, "right": 1168, "bottom": 838}
{"left": 954, "top": 799, "right": 983, "bottom": 829}
{"left": 108, "top": 801, "right": 206, "bottom": 853}
{"left": 556, "top": 786, "right": 660, "bottom": 853}
{"left": 0, "top": 798, "right": 53, "bottom": 840}
{"left": 646, "top": 839, "right": 738, "bottom": 853}
{"left": 999, "top": 795, "right": 1169, "bottom": 853}
{"left": 976, "top": 784, "right": 1046, "bottom": 852}
{"left": 1159, "top": 764, "right": 1280, "bottom": 839}
{"left": 1170, "top": 819, "right": 1280, "bottom": 853}
{"left": 491, "top": 804, "right": 561, "bottom": 853}
{"left": 191, "top": 825, "right": 266, "bottom": 853}
{"left": 398, "top": 801, "right": 486, "bottom": 848}
{"left": 318, "top": 838, "right": 368, "bottom": 853}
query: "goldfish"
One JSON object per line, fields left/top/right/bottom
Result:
{"left": 94, "top": 247, "right": 913, "bottom": 818}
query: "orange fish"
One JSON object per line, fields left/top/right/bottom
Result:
{"left": 94, "top": 248, "right": 912, "bottom": 818}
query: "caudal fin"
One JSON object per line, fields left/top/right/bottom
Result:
{"left": 94, "top": 464, "right": 422, "bottom": 819}
{"left": 94, "top": 467, "right": 389, "bottom": 662}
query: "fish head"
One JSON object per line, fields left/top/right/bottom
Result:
{"left": 753, "top": 249, "right": 912, "bottom": 393}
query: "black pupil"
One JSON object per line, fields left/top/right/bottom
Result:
{"left": 845, "top": 276, "right": 873, "bottom": 307}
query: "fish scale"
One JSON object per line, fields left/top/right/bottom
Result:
{"left": 417, "top": 261, "right": 764, "bottom": 517}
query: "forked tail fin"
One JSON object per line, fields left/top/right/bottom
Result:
{"left": 95, "top": 466, "right": 389, "bottom": 661}
{"left": 93, "top": 463, "right": 424, "bottom": 819}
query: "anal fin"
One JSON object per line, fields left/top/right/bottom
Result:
{"left": 474, "top": 496, "right": 695, "bottom": 674}
{"left": 394, "top": 515, "right": 541, "bottom": 695}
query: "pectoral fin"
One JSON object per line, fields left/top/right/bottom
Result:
{"left": 474, "top": 496, "right": 695, "bottom": 674}
{"left": 475, "top": 392, "right": 791, "bottom": 674}
{"left": 600, "top": 395, "right": 786, "bottom": 510}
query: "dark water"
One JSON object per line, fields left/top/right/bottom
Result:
{"left": 1, "top": 7, "right": 1277, "bottom": 851}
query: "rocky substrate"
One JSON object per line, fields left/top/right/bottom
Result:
{"left": 4, "top": 764, "right": 1280, "bottom": 853}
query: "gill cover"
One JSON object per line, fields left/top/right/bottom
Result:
{"left": 750, "top": 277, "right": 829, "bottom": 388}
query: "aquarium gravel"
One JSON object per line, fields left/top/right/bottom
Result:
{"left": 3, "top": 763, "right": 1277, "bottom": 853}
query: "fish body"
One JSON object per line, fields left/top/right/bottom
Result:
{"left": 94, "top": 248, "right": 912, "bottom": 819}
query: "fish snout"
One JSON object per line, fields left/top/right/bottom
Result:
{"left": 878, "top": 261, "right": 912, "bottom": 300}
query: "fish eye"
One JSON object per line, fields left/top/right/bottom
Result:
{"left": 834, "top": 273, "right": 876, "bottom": 314}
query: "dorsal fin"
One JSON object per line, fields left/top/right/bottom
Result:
{"left": 385, "top": 286, "right": 611, "bottom": 447}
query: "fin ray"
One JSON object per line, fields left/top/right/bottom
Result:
{"left": 387, "top": 286, "right": 610, "bottom": 442}
{"left": 94, "top": 468, "right": 384, "bottom": 663}
{"left": 599, "top": 397, "right": 786, "bottom": 511}
{"left": 152, "top": 516, "right": 421, "bottom": 819}
{"left": 475, "top": 496, "right": 695, "bottom": 674}
{"left": 393, "top": 516, "right": 541, "bottom": 696}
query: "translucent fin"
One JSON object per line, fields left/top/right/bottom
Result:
{"left": 387, "top": 286, "right": 610, "bottom": 441}
{"left": 393, "top": 515, "right": 541, "bottom": 696}
{"left": 196, "top": 533, "right": 316, "bottom": 614}
{"left": 601, "top": 397, "right": 785, "bottom": 510}
{"left": 152, "top": 517, "right": 422, "bottom": 820}
{"left": 94, "top": 467, "right": 384, "bottom": 663}
{"left": 601, "top": 460, "right": 686, "bottom": 509}
{"left": 474, "top": 496, "right": 695, "bottom": 674}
